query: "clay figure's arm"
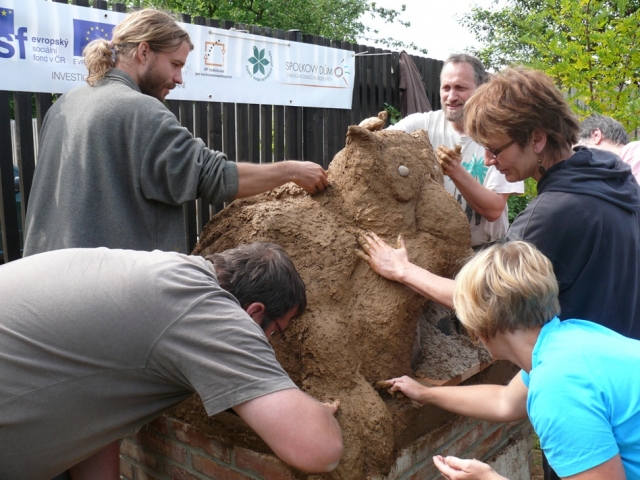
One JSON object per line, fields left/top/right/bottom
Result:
{"left": 357, "top": 232, "right": 455, "bottom": 308}
{"left": 436, "top": 145, "right": 509, "bottom": 222}
{"left": 433, "top": 455, "right": 508, "bottom": 480}
{"left": 233, "top": 388, "right": 343, "bottom": 472}
{"left": 385, "top": 373, "right": 528, "bottom": 423}
{"left": 235, "top": 161, "right": 329, "bottom": 197}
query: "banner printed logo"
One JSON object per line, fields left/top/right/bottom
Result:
{"left": 73, "top": 19, "right": 115, "bottom": 57}
{"left": 0, "top": 7, "right": 14, "bottom": 38}
{"left": 334, "top": 58, "right": 350, "bottom": 86}
{"left": 246, "top": 46, "right": 273, "bottom": 81}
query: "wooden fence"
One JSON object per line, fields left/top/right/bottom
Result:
{"left": 0, "top": 0, "right": 444, "bottom": 263}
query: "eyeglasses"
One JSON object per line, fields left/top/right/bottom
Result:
{"left": 484, "top": 139, "right": 515, "bottom": 158}
{"left": 272, "top": 319, "right": 287, "bottom": 341}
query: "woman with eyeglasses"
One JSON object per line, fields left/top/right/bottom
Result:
{"left": 360, "top": 66, "right": 640, "bottom": 338}
{"left": 359, "top": 67, "right": 640, "bottom": 479}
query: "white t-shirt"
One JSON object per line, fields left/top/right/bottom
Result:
{"left": 389, "top": 110, "right": 524, "bottom": 246}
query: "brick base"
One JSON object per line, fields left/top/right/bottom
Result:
{"left": 120, "top": 414, "right": 532, "bottom": 480}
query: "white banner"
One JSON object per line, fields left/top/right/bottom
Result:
{"left": 0, "top": 0, "right": 355, "bottom": 109}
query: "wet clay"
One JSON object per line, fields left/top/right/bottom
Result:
{"left": 177, "top": 127, "right": 473, "bottom": 479}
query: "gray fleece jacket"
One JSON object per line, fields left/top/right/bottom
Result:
{"left": 24, "top": 69, "right": 238, "bottom": 255}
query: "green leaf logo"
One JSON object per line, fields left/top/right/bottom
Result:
{"left": 248, "top": 47, "right": 270, "bottom": 76}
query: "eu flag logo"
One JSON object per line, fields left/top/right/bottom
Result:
{"left": 0, "top": 7, "right": 15, "bottom": 38}
{"left": 73, "top": 19, "right": 115, "bottom": 56}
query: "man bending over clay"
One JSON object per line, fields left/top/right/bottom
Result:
{"left": 0, "top": 243, "right": 343, "bottom": 480}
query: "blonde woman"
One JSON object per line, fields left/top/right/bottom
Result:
{"left": 386, "top": 241, "right": 640, "bottom": 480}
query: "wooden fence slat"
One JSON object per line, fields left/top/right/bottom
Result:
{"left": 381, "top": 49, "right": 391, "bottom": 128}
{"left": 284, "top": 30, "right": 302, "bottom": 160}
{"left": 259, "top": 27, "right": 273, "bottom": 164}
{"left": 204, "top": 19, "right": 225, "bottom": 215}
{"left": 301, "top": 34, "right": 322, "bottom": 165}
{"left": 14, "top": 92, "right": 36, "bottom": 219}
{"left": 235, "top": 23, "right": 250, "bottom": 163}
{"left": 338, "top": 40, "right": 350, "bottom": 146}
{"left": 72, "top": 0, "right": 90, "bottom": 6}
{"left": 193, "top": 16, "right": 212, "bottom": 234}
{"left": 272, "top": 30, "right": 285, "bottom": 162}
{"left": 0, "top": 91, "right": 20, "bottom": 262}
{"left": 113, "top": 3, "right": 126, "bottom": 13}
{"left": 391, "top": 51, "right": 400, "bottom": 110}
{"left": 35, "top": 94, "right": 53, "bottom": 134}
{"left": 92, "top": 0, "right": 108, "bottom": 9}
{"left": 220, "top": 21, "right": 237, "bottom": 162}
{"left": 247, "top": 25, "right": 261, "bottom": 163}
{"left": 349, "top": 42, "right": 361, "bottom": 126}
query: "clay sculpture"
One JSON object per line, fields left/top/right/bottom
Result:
{"left": 187, "top": 126, "right": 472, "bottom": 479}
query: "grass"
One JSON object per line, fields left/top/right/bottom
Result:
{"left": 531, "top": 433, "right": 543, "bottom": 479}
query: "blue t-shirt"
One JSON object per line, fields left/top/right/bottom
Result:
{"left": 521, "top": 318, "right": 640, "bottom": 478}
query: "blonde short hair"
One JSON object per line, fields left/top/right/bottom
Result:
{"left": 84, "top": 9, "right": 194, "bottom": 86}
{"left": 453, "top": 241, "right": 560, "bottom": 340}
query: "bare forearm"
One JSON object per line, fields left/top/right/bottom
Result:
{"left": 235, "top": 160, "right": 328, "bottom": 198}
{"left": 420, "top": 384, "right": 526, "bottom": 422}
{"left": 399, "top": 263, "right": 455, "bottom": 308}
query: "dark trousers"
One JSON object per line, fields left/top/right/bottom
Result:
{"left": 543, "top": 451, "right": 561, "bottom": 480}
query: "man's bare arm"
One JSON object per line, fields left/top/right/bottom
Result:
{"left": 233, "top": 388, "right": 343, "bottom": 473}
{"left": 235, "top": 161, "right": 328, "bottom": 198}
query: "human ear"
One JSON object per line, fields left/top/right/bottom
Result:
{"left": 245, "top": 302, "right": 267, "bottom": 326}
{"left": 531, "top": 129, "right": 547, "bottom": 155}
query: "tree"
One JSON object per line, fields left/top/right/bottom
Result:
{"left": 461, "top": 0, "right": 640, "bottom": 135}
{"left": 106, "top": 0, "right": 427, "bottom": 54}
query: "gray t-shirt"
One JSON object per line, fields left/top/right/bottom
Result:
{"left": 0, "top": 248, "right": 296, "bottom": 479}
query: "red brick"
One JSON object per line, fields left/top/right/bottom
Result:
{"left": 146, "top": 416, "right": 173, "bottom": 438}
{"left": 234, "top": 447, "right": 294, "bottom": 480}
{"left": 411, "top": 415, "right": 475, "bottom": 463}
{"left": 464, "top": 425, "right": 508, "bottom": 460}
{"left": 131, "top": 465, "right": 162, "bottom": 480}
{"left": 413, "top": 417, "right": 483, "bottom": 464}
{"left": 169, "top": 418, "right": 231, "bottom": 463}
{"left": 442, "top": 422, "right": 502, "bottom": 459}
{"left": 120, "top": 458, "right": 134, "bottom": 479}
{"left": 120, "top": 439, "right": 158, "bottom": 470}
{"left": 192, "top": 454, "right": 254, "bottom": 480}
{"left": 164, "top": 463, "right": 202, "bottom": 480}
{"left": 407, "top": 458, "right": 440, "bottom": 480}
{"left": 135, "top": 429, "right": 187, "bottom": 464}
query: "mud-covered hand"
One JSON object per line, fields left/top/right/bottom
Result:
{"left": 433, "top": 455, "right": 506, "bottom": 480}
{"left": 384, "top": 375, "right": 428, "bottom": 403}
{"left": 290, "top": 161, "right": 329, "bottom": 194}
{"left": 356, "top": 232, "right": 409, "bottom": 282}
{"left": 436, "top": 144, "right": 463, "bottom": 177}
{"left": 321, "top": 400, "right": 341, "bottom": 416}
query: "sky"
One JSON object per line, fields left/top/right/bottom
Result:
{"left": 361, "top": 0, "right": 502, "bottom": 61}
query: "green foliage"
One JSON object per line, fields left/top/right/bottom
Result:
{"left": 508, "top": 177, "right": 538, "bottom": 223}
{"left": 461, "top": 0, "right": 640, "bottom": 134}
{"left": 383, "top": 102, "right": 401, "bottom": 124}
{"left": 105, "top": 0, "right": 426, "bottom": 53}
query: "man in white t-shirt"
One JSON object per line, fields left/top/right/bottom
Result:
{"left": 388, "top": 54, "right": 524, "bottom": 248}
